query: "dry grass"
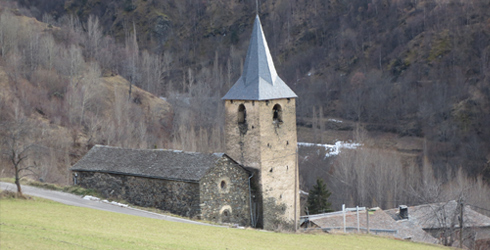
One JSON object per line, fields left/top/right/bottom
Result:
{"left": 0, "top": 190, "right": 29, "bottom": 199}
{"left": 99, "top": 75, "right": 172, "bottom": 124}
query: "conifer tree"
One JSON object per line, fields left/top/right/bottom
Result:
{"left": 306, "top": 178, "right": 333, "bottom": 214}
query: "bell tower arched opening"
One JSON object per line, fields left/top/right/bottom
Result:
{"left": 272, "top": 104, "right": 282, "bottom": 123}
{"left": 238, "top": 104, "right": 246, "bottom": 124}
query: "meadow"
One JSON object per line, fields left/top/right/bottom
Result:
{"left": 0, "top": 196, "right": 449, "bottom": 250}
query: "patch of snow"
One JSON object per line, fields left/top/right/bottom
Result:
{"left": 307, "top": 72, "right": 312, "bottom": 76}
{"left": 300, "top": 190, "right": 309, "bottom": 196}
{"left": 110, "top": 201, "right": 129, "bottom": 207}
{"left": 298, "top": 142, "right": 317, "bottom": 147}
{"left": 83, "top": 196, "right": 129, "bottom": 207}
{"left": 298, "top": 141, "right": 362, "bottom": 158}
{"left": 83, "top": 195, "right": 100, "bottom": 201}
{"left": 159, "top": 96, "right": 167, "bottom": 101}
{"left": 89, "top": 198, "right": 129, "bottom": 208}
{"left": 327, "top": 119, "right": 342, "bottom": 123}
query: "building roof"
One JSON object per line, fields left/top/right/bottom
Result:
{"left": 71, "top": 145, "right": 234, "bottom": 183}
{"left": 303, "top": 208, "right": 438, "bottom": 244}
{"left": 222, "top": 15, "right": 297, "bottom": 101}
{"left": 385, "top": 200, "right": 490, "bottom": 229}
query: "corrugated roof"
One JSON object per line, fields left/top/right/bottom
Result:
{"left": 305, "top": 208, "right": 438, "bottom": 244}
{"left": 385, "top": 200, "right": 490, "bottom": 229}
{"left": 222, "top": 15, "right": 297, "bottom": 101}
{"left": 71, "top": 145, "right": 228, "bottom": 183}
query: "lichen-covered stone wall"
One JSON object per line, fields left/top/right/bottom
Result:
{"left": 74, "top": 172, "right": 200, "bottom": 218}
{"left": 257, "top": 98, "right": 299, "bottom": 231}
{"left": 225, "top": 100, "right": 262, "bottom": 169}
{"left": 199, "top": 156, "right": 251, "bottom": 226}
{"left": 225, "top": 98, "right": 299, "bottom": 231}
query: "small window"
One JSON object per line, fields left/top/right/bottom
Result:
{"left": 238, "top": 104, "right": 246, "bottom": 124}
{"left": 273, "top": 104, "right": 282, "bottom": 123}
{"left": 218, "top": 178, "right": 230, "bottom": 193}
{"left": 220, "top": 205, "right": 233, "bottom": 222}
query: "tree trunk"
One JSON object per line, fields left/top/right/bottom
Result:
{"left": 14, "top": 169, "right": 22, "bottom": 196}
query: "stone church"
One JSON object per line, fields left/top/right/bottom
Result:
{"left": 71, "top": 15, "right": 299, "bottom": 230}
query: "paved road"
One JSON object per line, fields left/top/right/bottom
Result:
{"left": 0, "top": 182, "right": 217, "bottom": 227}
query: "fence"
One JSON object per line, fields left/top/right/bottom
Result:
{"left": 301, "top": 204, "right": 396, "bottom": 235}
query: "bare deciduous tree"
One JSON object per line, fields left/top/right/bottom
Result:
{"left": 86, "top": 15, "right": 102, "bottom": 60}
{"left": 140, "top": 50, "right": 162, "bottom": 93}
{"left": 39, "top": 34, "right": 57, "bottom": 70}
{"left": 121, "top": 22, "right": 140, "bottom": 100}
{"left": 0, "top": 119, "right": 39, "bottom": 195}
{"left": 80, "top": 62, "right": 101, "bottom": 126}
{"left": 0, "top": 11, "right": 19, "bottom": 57}
{"left": 331, "top": 147, "right": 419, "bottom": 209}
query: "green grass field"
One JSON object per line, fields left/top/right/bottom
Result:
{"left": 0, "top": 197, "right": 448, "bottom": 250}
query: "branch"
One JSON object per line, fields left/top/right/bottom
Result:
{"left": 17, "top": 144, "right": 35, "bottom": 156}
{"left": 10, "top": 151, "right": 29, "bottom": 167}
{"left": 18, "top": 165, "right": 40, "bottom": 179}
{"left": 19, "top": 165, "right": 39, "bottom": 172}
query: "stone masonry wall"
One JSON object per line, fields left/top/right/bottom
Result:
{"left": 74, "top": 172, "right": 200, "bottom": 218}
{"left": 225, "top": 98, "right": 299, "bottom": 230}
{"left": 258, "top": 98, "right": 299, "bottom": 231}
{"left": 225, "top": 100, "right": 262, "bottom": 169}
{"left": 225, "top": 99, "right": 264, "bottom": 227}
{"left": 199, "top": 156, "right": 251, "bottom": 226}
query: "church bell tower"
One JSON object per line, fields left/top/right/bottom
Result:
{"left": 222, "top": 15, "right": 299, "bottom": 230}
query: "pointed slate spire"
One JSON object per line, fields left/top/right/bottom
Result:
{"left": 222, "top": 15, "right": 297, "bottom": 101}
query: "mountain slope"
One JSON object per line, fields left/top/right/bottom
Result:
{"left": 4, "top": 0, "right": 490, "bottom": 204}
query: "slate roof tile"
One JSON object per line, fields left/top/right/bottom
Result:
{"left": 305, "top": 208, "right": 438, "bottom": 244}
{"left": 222, "top": 15, "right": 297, "bottom": 101}
{"left": 71, "top": 145, "right": 228, "bottom": 183}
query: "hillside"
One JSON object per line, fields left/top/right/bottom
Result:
{"left": 18, "top": 0, "right": 490, "bottom": 180}
{"left": 0, "top": 11, "right": 172, "bottom": 184}
{"left": 0, "top": 196, "right": 448, "bottom": 250}
{"left": 1, "top": 0, "right": 490, "bottom": 215}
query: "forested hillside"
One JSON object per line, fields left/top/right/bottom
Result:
{"left": 1, "top": 0, "right": 490, "bottom": 213}
{"left": 0, "top": 5, "right": 173, "bottom": 184}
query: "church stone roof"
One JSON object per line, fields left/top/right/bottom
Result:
{"left": 222, "top": 15, "right": 297, "bottom": 101}
{"left": 71, "top": 145, "right": 230, "bottom": 183}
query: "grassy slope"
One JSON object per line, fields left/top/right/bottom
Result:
{"left": 0, "top": 197, "right": 448, "bottom": 250}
